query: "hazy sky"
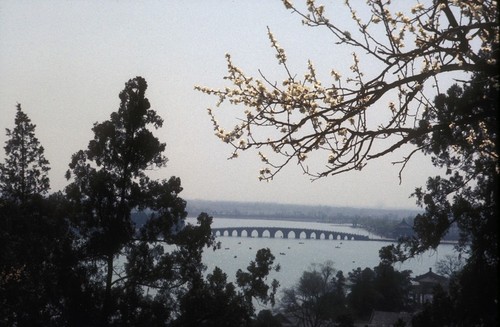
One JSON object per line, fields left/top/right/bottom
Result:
{"left": 0, "top": 1, "right": 443, "bottom": 209}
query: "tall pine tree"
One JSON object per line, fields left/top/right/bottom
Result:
{"left": 65, "top": 77, "right": 218, "bottom": 325}
{"left": 0, "top": 103, "right": 50, "bottom": 203}
{"left": 0, "top": 104, "right": 76, "bottom": 326}
{"left": 65, "top": 77, "right": 169, "bottom": 324}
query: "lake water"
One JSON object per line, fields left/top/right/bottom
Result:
{"left": 188, "top": 217, "right": 458, "bottom": 309}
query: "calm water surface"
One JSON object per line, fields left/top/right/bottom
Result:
{"left": 187, "top": 217, "right": 457, "bottom": 307}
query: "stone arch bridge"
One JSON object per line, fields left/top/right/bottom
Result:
{"left": 211, "top": 226, "right": 370, "bottom": 241}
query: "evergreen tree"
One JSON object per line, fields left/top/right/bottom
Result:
{"left": 64, "top": 77, "right": 278, "bottom": 325}
{"left": 0, "top": 78, "right": 280, "bottom": 325}
{"left": 346, "top": 267, "right": 379, "bottom": 320}
{"left": 0, "top": 107, "right": 79, "bottom": 326}
{"left": 381, "top": 72, "right": 498, "bottom": 325}
{"left": 65, "top": 76, "right": 177, "bottom": 324}
{"left": 0, "top": 103, "right": 50, "bottom": 203}
{"left": 347, "top": 264, "right": 412, "bottom": 320}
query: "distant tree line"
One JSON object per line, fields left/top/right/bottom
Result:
{"left": 186, "top": 200, "right": 419, "bottom": 223}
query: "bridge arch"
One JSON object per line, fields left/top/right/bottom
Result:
{"left": 210, "top": 226, "right": 369, "bottom": 241}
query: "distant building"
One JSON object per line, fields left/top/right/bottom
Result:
{"left": 393, "top": 218, "right": 414, "bottom": 239}
{"left": 412, "top": 268, "right": 448, "bottom": 304}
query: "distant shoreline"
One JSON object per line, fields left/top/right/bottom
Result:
{"left": 185, "top": 199, "right": 421, "bottom": 223}
{"left": 187, "top": 214, "right": 339, "bottom": 222}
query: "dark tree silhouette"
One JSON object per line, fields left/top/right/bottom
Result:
{"left": 347, "top": 263, "right": 412, "bottom": 320}
{"left": 380, "top": 72, "right": 498, "bottom": 325}
{"left": 176, "top": 249, "right": 280, "bottom": 327}
{"left": 252, "top": 309, "right": 284, "bottom": 327}
{"left": 0, "top": 104, "right": 50, "bottom": 203}
{"left": 236, "top": 247, "right": 280, "bottom": 308}
{"left": 64, "top": 77, "right": 279, "bottom": 325}
{"left": 64, "top": 77, "right": 195, "bottom": 325}
{"left": 280, "top": 261, "right": 349, "bottom": 327}
{"left": 0, "top": 107, "right": 78, "bottom": 326}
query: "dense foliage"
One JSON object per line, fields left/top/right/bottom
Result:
{"left": 280, "top": 261, "right": 350, "bottom": 327}
{"left": 0, "top": 78, "right": 279, "bottom": 326}
{"left": 347, "top": 264, "right": 413, "bottom": 319}
{"left": 278, "top": 261, "right": 415, "bottom": 326}
{"left": 382, "top": 71, "right": 498, "bottom": 326}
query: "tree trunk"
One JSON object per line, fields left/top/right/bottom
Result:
{"left": 101, "top": 254, "right": 114, "bottom": 326}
